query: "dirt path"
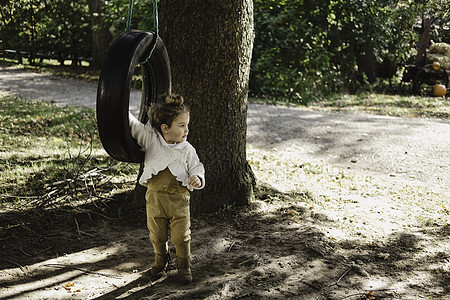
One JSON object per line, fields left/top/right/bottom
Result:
{"left": 1, "top": 65, "right": 449, "bottom": 299}
{"left": 247, "top": 104, "right": 450, "bottom": 195}
{"left": 0, "top": 66, "right": 142, "bottom": 115}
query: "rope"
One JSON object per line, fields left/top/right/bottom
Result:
{"left": 141, "top": 0, "right": 158, "bottom": 64}
{"left": 125, "top": 0, "right": 159, "bottom": 64}
{"left": 125, "top": 0, "right": 134, "bottom": 32}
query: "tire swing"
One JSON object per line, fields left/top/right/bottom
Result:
{"left": 96, "top": 0, "right": 170, "bottom": 163}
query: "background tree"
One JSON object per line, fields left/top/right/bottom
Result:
{"left": 407, "top": 0, "right": 450, "bottom": 66}
{"left": 157, "top": 0, "right": 256, "bottom": 215}
{"left": 0, "top": 0, "right": 92, "bottom": 65}
{"left": 87, "top": 0, "right": 111, "bottom": 69}
{"left": 103, "top": 0, "right": 155, "bottom": 37}
{"left": 0, "top": 0, "right": 45, "bottom": 64}
{"left": 251, "top": 0, "right": 332, "bottom": 103}
{"left": 52, "top": 1, "right": 92, "bottom": 66}
{"left": 1, "top": 0, "right": 449, "bottom": 93}
{"left": 0, "top": 1, "right": 26, "bottom": 63}
{"left": 250, "top": 0, "right": 426, "bottom": 99}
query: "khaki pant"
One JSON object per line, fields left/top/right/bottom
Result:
{"left": 145, "top": 168, "right": 191, "bottom": 258}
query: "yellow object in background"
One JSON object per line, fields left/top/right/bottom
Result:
{"left": 433, "top": 84, "right": 447, "bottom": 97}
{"left": 432, "top": 61, "right": 441, "bottom": 70}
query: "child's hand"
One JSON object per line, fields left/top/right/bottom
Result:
{"left": 189, "top": 175, "right": 202, "bottom": 188}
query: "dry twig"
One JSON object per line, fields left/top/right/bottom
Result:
{"left": 227, "top": 241, "right": 236, "bottom": 252}
{"left": 43, "top": 263, "right": 122, "bottom": 279}
{"left": 19, "top": 248, "right": 32, "bottom": 257}
{"left": 340, "top": 289, "right": 397, "bottom": 299}
{"left": 327, "top": 266, "right": 352, "bottom": 287}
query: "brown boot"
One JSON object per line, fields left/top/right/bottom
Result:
{"left": 150, "top": 252, "right": 170, "bottom": 278}
{"left": 176, "top": 256, "right": 192, "bottom": 284}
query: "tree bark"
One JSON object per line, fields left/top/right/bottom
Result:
{"left": 87, "top": 0, "right": 112, "bottom": 69}
{"left": 136, "top": 0, "right": 255, "bottom": 215}
{"left": 357, "top": 43, "right": 376, "bottom": 84}
{"left": 415, "top": 17, "right": 431, "bottom": 67}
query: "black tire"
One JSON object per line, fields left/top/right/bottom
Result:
{"left": 97, "top": 30, "right": 171, "bottom": 163}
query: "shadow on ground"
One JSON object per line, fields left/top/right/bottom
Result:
{"left": 1, "top": 185, "right": 448, "bottom": 299}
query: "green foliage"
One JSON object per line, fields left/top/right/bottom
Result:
{"left": 0, "top": 0, "right": 91, "bottom": 63}
{"left": 250, "top": 0, "right": 447, "bottom": 103}
{"left": 0, "top": 0, "right": 155, "bottom": 64}
{"left": 251, "top": 0, "right": 333, "bottom": 104}
{"left": 422, "top": 0, "right": 450, "bottom": 43}
{"left": 104, "top": 0, "right": 156, "bottom": 39}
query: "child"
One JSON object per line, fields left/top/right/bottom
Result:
{"left": 128, "top": 94, "right": 205, "bottom": 284}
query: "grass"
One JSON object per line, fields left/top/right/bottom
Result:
{"left": 251, "top": 92, "right": 450, "bottom": 120}
{"left": 308, "top": 92, "right": 450, "bottom": 119}
{"left": 0, "top": 95, "right": 139, "bottom": 209}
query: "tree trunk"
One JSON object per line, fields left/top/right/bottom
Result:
{"left": 357, "top": 43, "right": 376, "bottom": 84}
{"left": 135, "top": 0, "right": 255, "bottom": 215}
{"left": 415, "top": 17, "right": 431, "bottom": 67}
{"left": 87, "top": 0, "right": 112, "bottom": 69}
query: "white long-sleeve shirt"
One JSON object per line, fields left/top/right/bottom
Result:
{"left": 129, "top": 112, "right": 205, "bottom": 190}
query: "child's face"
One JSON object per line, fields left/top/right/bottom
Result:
{"left": 162, "top": 113, "right": 190, "bottom": 144}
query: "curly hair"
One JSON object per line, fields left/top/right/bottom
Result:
{"left": 148, "top": 94, "right": 190, "bottom": 134}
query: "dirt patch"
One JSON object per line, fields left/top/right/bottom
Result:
{"left": 0, "top": 66, "right": 449, "bottom": 299}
